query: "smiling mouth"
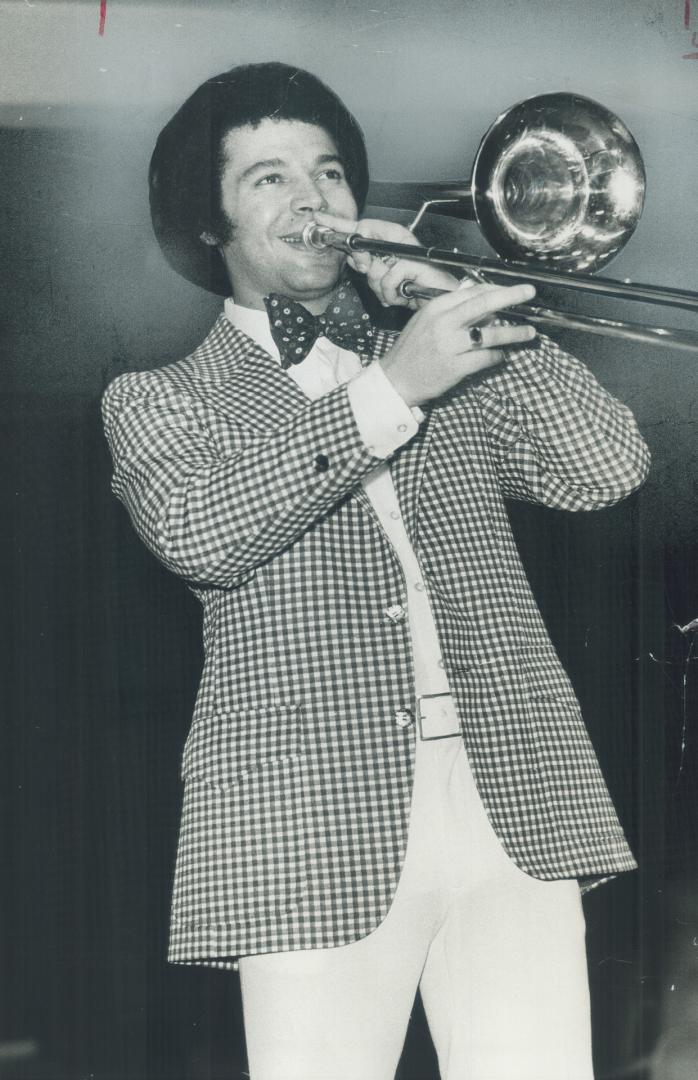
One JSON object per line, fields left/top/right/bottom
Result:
{"left": 279, "top": 233, "right": 336, "bottom": 252}
{"left": 279, "top": 233, "right": 309, "bottom": 247}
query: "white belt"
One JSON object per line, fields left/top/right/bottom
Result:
{"left": 417, "top": 692, "right": 461, "bottom": 740}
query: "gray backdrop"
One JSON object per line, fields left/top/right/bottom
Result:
{"left": 3, "top": 2, "right": 698, "bottom": 1078}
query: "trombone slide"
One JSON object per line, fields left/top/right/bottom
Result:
{"left": 301, "top": 223, "right": 698, "bottom": 355}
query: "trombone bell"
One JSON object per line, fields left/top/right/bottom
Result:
{"left": 470, "top": 93, "right": 646, "bottom": 272}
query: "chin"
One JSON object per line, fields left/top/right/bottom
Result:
{"left": 289, "top": 268, "right": 343, "bottom": 298}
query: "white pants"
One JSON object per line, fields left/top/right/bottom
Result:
{"left": 239, "top": 727, "right": 593, "bottom": 1080}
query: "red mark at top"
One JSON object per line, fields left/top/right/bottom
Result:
{"left": 682, "top": 2, "right": 698, "bottom": 55}
{"left": 99, "top": 0, "right": 107, "bottom": 36}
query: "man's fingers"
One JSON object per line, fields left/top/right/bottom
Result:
{"left": 355, "top": 218, "right": 422, "bottom": 247}
{"left": 313, "top": 212, "right": 422, "bottom": 248}
{"left": 313, "top": 210, "right": 358, "bottom": 234}
{"left": 455, "top": 322, "right": 537, "bottom": 354}
{"left": 363, "top": 258, "right": 423, "bottom": 306}
{"left": 347, "top": 252, "right": 374, "bottom": 276}
{"left": 429, "top": 281, "right": 537, "bottom": 320}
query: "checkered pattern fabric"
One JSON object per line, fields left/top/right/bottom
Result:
{"left": 102, "top": 315, "right": 650, "bottom": 967}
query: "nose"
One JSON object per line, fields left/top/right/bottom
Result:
{"left": 290, "top": 176, "right": 328, "bottom": 215}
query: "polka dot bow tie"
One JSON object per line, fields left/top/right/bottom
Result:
{"left": 264, "top": 280, "right": 374, "bottom": 369}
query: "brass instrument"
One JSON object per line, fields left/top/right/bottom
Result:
{"left": 302, "top": 93, "right": 698, "bottom": 353}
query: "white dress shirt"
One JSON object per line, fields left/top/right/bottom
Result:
{"left": 224, "top": 298, "right": 450, "bottom": 698}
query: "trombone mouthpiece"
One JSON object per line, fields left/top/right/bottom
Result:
{"left": 301, "top": 222, "right": 335, "bottom": 252}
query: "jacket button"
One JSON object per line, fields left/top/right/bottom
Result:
{"left": 394, "top": 708, "right": 414, "bottom": 728}
{"left": 314, "top": 453, "right": 330, "bottom": 473}
{"left": 384, "top": 604, "right": 406, "bottom": 624}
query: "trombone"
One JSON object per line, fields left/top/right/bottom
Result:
{"left": 302, "top": 93, "right": 698, "bottom": 354}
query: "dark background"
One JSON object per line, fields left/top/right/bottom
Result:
{"left": 2, "top": 2, "right": 698, "bottom": 1077}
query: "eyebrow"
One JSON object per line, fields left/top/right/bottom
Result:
{"left": 238, "top": 153, "right": 344, "bottom": 183}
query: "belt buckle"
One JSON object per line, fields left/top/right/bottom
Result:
{"left": 417, "top": 692, "right": 461, "bottom": 741}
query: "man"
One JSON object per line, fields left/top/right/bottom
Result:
{"left": 103, "top": 62, "right": 650, "bottom": 1079}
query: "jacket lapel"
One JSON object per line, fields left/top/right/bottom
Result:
{"left": 187, "top": 314, "right": 310, "bottom": 429}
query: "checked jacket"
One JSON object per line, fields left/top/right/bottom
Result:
{"left": 102, "top": 313, "right": 650, "bottom": 967}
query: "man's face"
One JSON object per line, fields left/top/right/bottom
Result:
{"left": 216, "top": 119, "right": 359, "bottom": 314}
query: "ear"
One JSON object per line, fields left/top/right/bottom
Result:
{"left": 199, "top": 231, "right": 219, "bottom": 246}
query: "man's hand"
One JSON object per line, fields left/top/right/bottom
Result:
{"left": 313, "top": 211, "right": 538, "bottom": 407}
{"left": 313, "top": 211, "right": 459, "bottom": 308}
{"left": 379, "top": 283, "right": 537, "bottom": 407}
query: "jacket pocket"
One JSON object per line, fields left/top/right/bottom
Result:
{"left": 181, "top": 702, "right": 301, "bottom": 785}
{"left": 173, "top": 704, "right": 307, "bottom": 929}
{"left": 518, "top": 646, "right": 579, "bottom": 709}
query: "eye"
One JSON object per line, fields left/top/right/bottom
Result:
{"left": 256, "top": 173, "right": 284, "bottom": 186}
{"left": 318, "top": 167, "right": 345, "bottom": 181}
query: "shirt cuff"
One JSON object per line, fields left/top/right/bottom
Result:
{"left": 346, "top": 362, "right": 425, "bottom": 458}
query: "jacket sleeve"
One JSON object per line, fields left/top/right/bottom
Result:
{"left": 102, "top": 369, "right": 380, "bottom": 588}
{"left": 473, "top": 333, "right": 651, "bottom": 510}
